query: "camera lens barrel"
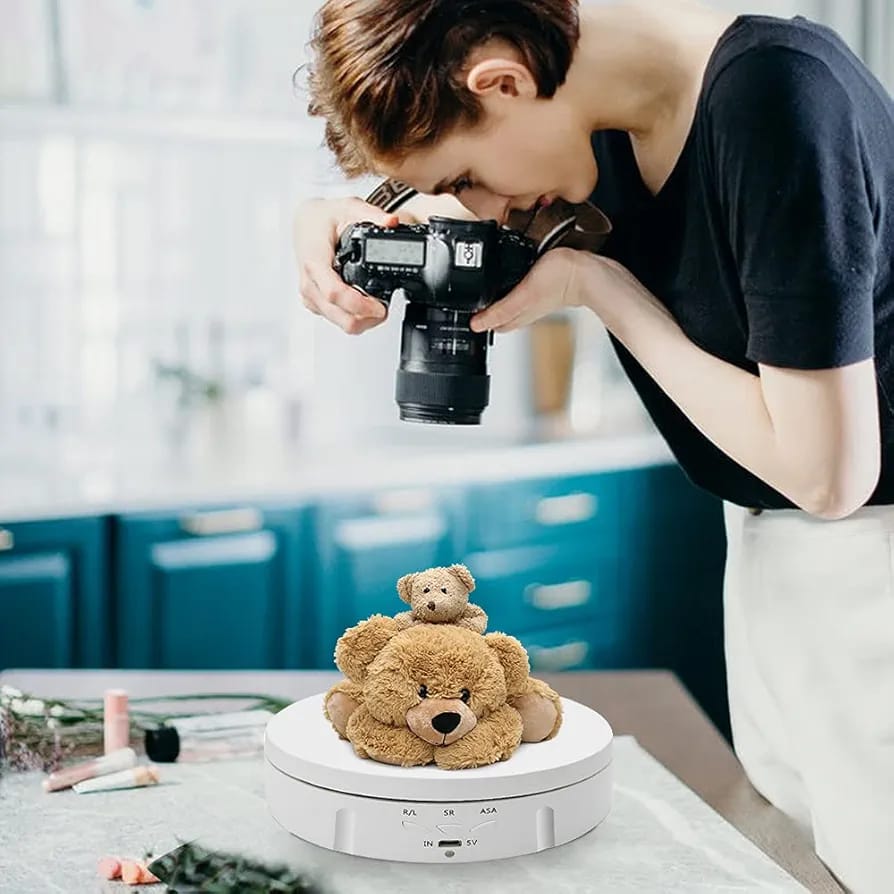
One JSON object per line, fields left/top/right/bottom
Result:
{"left": 396, "top": 304, "right": 490, "bottom": 425}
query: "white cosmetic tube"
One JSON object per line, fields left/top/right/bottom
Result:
{"left": 73, "top": 764, "right": 159, "bottom": 794}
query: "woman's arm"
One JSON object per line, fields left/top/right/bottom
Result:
{"left": 582, "top": 254, "right": 880, "bottom": 518}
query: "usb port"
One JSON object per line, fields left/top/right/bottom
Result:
{"left": 438, "top": 840, "right": 462, "bottom": 848}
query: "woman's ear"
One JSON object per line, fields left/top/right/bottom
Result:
{"left": 396, "top": 573, "right": 416, "bottom": 605}
{"left": 465, "top": 57, "right": 538, "bottom": 101}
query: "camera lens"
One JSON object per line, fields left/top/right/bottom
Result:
{"left": 395, "top": 303, "right": 490, "bottom": 425}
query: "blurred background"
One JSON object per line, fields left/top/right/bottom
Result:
{"left": 1, "top": 0, "right": 891, "bottom": 738}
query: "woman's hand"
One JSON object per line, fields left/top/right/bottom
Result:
{"left": 471, "top": 248, "right": 672, "bottom": 333}
{"left": 469, "top": 248, "right": 584, "bottom": 333}
{"left": 295, "top": 196, "right": 398, "bottom": 335}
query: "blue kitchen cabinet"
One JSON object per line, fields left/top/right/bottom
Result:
{"left": 0, "top": 517, "right": 109, "bottom": 669}
{"left": 462, "top": 470, "right": 627, "bottom": 669}
{"left": 618, "top": 463, "right": 728, "bottom": 735}
{"left": 114, "top": 503, "right": 309, "bottom": 669}
{"left": 312, "top": 486, "right": 464, "bottom": 668}
{"left": 465, "top": 471, "right": 622, "bottom": 552}
{"left": 464, "top": 540, "right": 617, "bottom": 637}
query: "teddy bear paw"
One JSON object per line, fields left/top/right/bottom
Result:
{"left": 325, "top": 690, "right": 360, "bottom": 739}
{"left": 511, "top": 688, "right": 562, "bottom": 743}
{"left": 393, "top": 610, "right": 415, "bottom": 630}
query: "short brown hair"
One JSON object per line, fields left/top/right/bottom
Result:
{"left": 304, "top": 0, "right": 580, "bottom": 177}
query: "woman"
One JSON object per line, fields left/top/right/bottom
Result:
{"left": 295, "top": 2, "right": 894, "bottom": 890}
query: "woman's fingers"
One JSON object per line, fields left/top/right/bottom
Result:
{"left": 295, "top": 200, "right": 399, "bottom": 334}
{"left": 301, "top": 262, "right": 387, "bottom": 333}
{"left": 470, "top": 282, "right": 531, "bottom": 333}
{"left": 304, "top": 261, "right": 386, "bottom": 317}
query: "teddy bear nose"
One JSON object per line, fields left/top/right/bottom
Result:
{"left": 431, "top": 712, "right": 461, "bottom": 734}
{"left": 427, "top": 601, "right": 436, "bottom": 611}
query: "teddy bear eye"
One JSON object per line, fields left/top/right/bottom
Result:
{"left": 460, "top": 688, "right": 471, "bottom": 703}
{"left": 423, "top": 587, "right": 430, "bottom": 594}
{"left": 418, "top": 685, "right": 428, "bottom": 699}
{"left": 440, "top": 587, "right": 447, "bottom": 593}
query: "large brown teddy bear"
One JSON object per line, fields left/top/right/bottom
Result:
{"left": 393, "top": 563, "right": 487, "bottom": 634}
{"left": 324, "top": 616, "right": 562, "bottom": 770}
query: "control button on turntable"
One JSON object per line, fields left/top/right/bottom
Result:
{"left": 437, "top": 824, "right": 464, "bottom": 835}
{"left": 470, "top": 820, "right": 496, "bottom": 833}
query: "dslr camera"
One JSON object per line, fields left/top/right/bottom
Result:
{"left": 335, "top": 216, "right": 537, "bottom": 425}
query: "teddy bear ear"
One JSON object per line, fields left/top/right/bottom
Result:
{"left": 335, "top": 614, "right": 402, "bottom": 683}
{"left": 484, "top": 632, "right": 530, "bottom": 697}
{"left": 448, "top": 563, "right": 475, "bottom": 593}
{"left": 396, "top": 573, "right": 415, "bottom": 604}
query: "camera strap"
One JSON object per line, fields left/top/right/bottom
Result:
{"left": 364, "top": 179, "right": 612, "bottom": 256}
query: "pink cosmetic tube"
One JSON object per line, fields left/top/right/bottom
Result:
{"left": 103, "top": 688, "right": 130, "bottom": 754}
{"left": 42, "top": 747, "right": 137, "bottom": 792}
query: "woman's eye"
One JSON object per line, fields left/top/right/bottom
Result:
{"left": 423, "top": 587, "right": 430, "bottom": 594}
{"left": 418, "top": 685, "right": 428, "bottom": 699}
{"left": 460, "top": 689, "right": 470, "bottom": 703}
{"left": 440, "top": 587, "right": 447, "bottom": 594}
{"left": 451, "top": 176, "right": 472, "bottom": 195}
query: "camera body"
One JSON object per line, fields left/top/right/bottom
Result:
{"left": 335, "top": 216, "right": 538, "bottom": 425}
{"left": 336, "top": 216, "right": 537, "bottom": 312}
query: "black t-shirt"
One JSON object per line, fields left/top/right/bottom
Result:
{"left": 589, "top": 14, "right": 894, "bottom": 508}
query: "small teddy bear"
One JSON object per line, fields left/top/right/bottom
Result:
{"left": 393, "top": 563, "right": 488, "bottom": 634}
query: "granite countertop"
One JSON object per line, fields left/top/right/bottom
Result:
{"left": 0, "top": 669, "right": 844, "bottom": 893}
{"left": 0, "top": 430, "right": 672, "bottom": 522}
{"left": 0, "top": 736, "right": 809, "bottom": 894}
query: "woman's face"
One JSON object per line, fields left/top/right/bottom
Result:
{"left": 383, "top": 92, "right": 599, "bottom": 224}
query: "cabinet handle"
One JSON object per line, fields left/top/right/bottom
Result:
{"left": 534, "top": 492, "right": 598, "bottom": 526}
{"left": 372, "top": 489, "right": 435, "bottom": 515}
{"left": 525, "top": 579, "right": 592, "bottom": 610}
{"left": 179, "top": 507, "right": 263, "bottom": 536}
{"left": 0, "top": 529, "right": 13, "bottom": 551}
{"left": 528, "top": 641, "right": 589, "bottom": 671}
{"left": 335, "top": 514, "right": 446, "bottom": 549}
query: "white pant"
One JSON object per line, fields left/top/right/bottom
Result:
{"left": 723, "top": 502, "right": 894, "bottom": 894}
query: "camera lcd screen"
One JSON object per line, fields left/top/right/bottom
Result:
{"left": 365, "top": 238, "right": 425, "bottom": 267}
